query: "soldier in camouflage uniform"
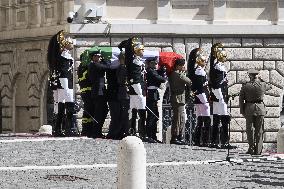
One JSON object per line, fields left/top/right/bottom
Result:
{"left": 239, "top": 69, "right": 272, "bottom": 155}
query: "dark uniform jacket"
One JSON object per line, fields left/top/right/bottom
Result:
{"left": 169, "top": 70, "right": 192, "bottom": 105}
{"left": 116, "top": 64, "right": 129, "bottom": 100}
{"left": 128, "top": 56, "right": 147, "bottom": 96}
{"left": 51, "top": 56, "right": 73, "bottom": 90}
{"left": 88, "top": 61, "right": 109, "bottom": 97}
{"left": 106, "top": 68, "right": 119, "bottom": 101}
{"left": 146, "top": 67, "right": 167, "bottom": 101}
{"left": 239, "top": 78, "right": 271, "bottom": 116}
{"left": 209, "top": 61, "right": 228, "bottom": 102}
{"left": 191, "top": 66, "right": 209, "bottom": 104}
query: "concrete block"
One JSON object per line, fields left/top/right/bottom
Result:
{"left": 276, "top": 61, "right": 284, "bottom": 76}
{"left": 227, "top": 71, "right": 236, "bottom": 86}
{"left": 75, "top": 37, "right": 110, "bottom": 46}
{"left": 213, "top": 38, "right": 241, "bottom": 47}
{"left": 242, "top": 38, "right": 263, "bottom": 47}
{"left": 162, "top": 47, "right": 173, "bottom": 52}
{"left": 265, "top": 85, "right": 282, "bottom": 97}
{"left": 229, "top": 96, "right": 240, "bottom": 107}
{"left": 264, "top": 38, "right": 284, "bottom": 47}
{"left": 253, "top": 48, "right": 282, "bottom": 60}
{"left": 230, "top": 117, "right": 246, "bottom": 131}
{"left": 173, "top": 38, "right": 186, "bottom": 55}
{"left": 225, "top": 48, "right": 252, "bottom": 60}
{"left": 264, "top": 132, "right": 278, "bottom": 142}
{"left": 237, "top": 71, "right": 249, "bottom": 83}
{"left": 263, "top": 61, "right": 276, "bottom": 70}
{"left": 230, "top": 61, "right": 263, "bottom": 71}
{"left": 262, "top": 143, "right": 277, "bottom": 153}
{"left": 264, "top": 95, "right": 281, "bottom": 107}
{"left": 264, "top": 118, "right": 281, "bottom": 131}
{"left": 185, "top": 38, "right": 200, "bottom": 54}
{"left": 258, "top": 70, "right": 269, "bottom": 82}
{"left": 242, "top": 131, "right": 248, "bottom": 142}
{"left": 230, "top": 132, "right": 243, "bottom": 143}
{"left": 229, "top": 108, "right": 242, "bottom": 118}
{"left": 200, "top": 38, "right": 212, "bottom": 56}
{"left": 266, "top": 107, "right": 281, "bottom": 118}
{"left": 228, "top": 83, "right": 242, "bottom": 96}
{"left": 270, "top": 70, "right": 284, "bottom": 89}
{"left": 143, "top": 37, "right": 172, "bottom": 46}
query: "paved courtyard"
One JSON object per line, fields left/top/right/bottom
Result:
{"left": 0, "top": 136, "right": 283, "bottom": 189}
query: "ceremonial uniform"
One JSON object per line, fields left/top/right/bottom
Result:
{"left": 239, "top": 69, "right": 271, "bottom": 155}
{"left": 169, "top": 60, "right": 192, "bottom": 145}
{"left": 146, "top": 58, "right": 167, "bottom": 141}
{"left": 128, "top": 55, "right": 148, "bottom": 138}
{"left": 192, "top": 66, "right": 211, "bottom": 146}
{"left": 47, "top": 31, "right": 78, "bottom": 137}
{"left": 209, "top": 58, "right": 230, "bottom": 148}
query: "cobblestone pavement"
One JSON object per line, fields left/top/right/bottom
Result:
{"left": 0, "top": 136, "right": 283, "bottom": 189}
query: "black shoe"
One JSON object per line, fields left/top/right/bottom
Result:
{"left": 221, "top": 144, "right": 235, "bottom": 149}
{"left": 142, "top": 137, "right": 157, "bottom": 143}
{"left": 209, "top": 143, "right": 219, "bottom": 148}
{"left": 170, "top": 139, "right": 186, "bottom": 145}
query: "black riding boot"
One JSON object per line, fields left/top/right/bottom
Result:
{"left": 210, "top": 114, "right": 220, "bottom": 148}
{"left": 194, "top": 116, "right": 203, "bottom": 146}
{"left": 130, "top": 109, "right": 138, "bottom": 135}
{"left": 202, "top": 116, "right": 211, "bottom": 147}
{"left": 65, "top": 102, "right": 79, "bottom": 137}
{"left": 53, "top": 102, "right": 65, "bottom": 137}
{"left": 220, "top": 115, "right": 231, "bottom": 148}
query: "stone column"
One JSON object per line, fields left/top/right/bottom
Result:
{"left": 29, "top": 0, "right": 41, "bottom": 28}
{"left": 212, "top": 0, "right": 226, "bottom": 24}
{"left": 157, "top": 0, "right": 171, "bottom": 23}
{"left": 278, "top": 0, "right": 284, "bottom": 25}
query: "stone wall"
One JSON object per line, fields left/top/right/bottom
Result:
{"left": 74, "top": 36, "right": 284, "bottom": 149}
{"left": 0, "top": 40, "right": 50, "bottom": 132}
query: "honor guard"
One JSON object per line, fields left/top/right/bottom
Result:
{"left": 77, "top": 53, "right": 93, "bottom": 137}
{"left": 239, "top": 69, "right": 272, "bottom": 155}
{"left": 209, "top": 43, "right": 231, "bottom": 148}
{"left": 169, "top": 59, "right": 192, "bottom": 145}
{"left": 188, "top": 48, "right": 211, "bottom": 146}
{"left": 145, "top": 57, "right": 167, "bottom": 143}
{"left": 118, "top": 38, "right": 155, "bottom": 143}
{"left": 47, "top": 30, "right": 78, "bottom": 137}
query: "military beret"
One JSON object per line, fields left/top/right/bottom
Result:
{"left": 247, "top": 69, "right": 259, "bottom": 75}
{"left": 146, "top": 57, "right": 158, "bottom": 64}
{"left": 89, "top": 50, "right": 101, "bottom": 57}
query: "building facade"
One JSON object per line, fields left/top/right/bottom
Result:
{"left": 0, "top": 0, "right": 284, "bottom": 149}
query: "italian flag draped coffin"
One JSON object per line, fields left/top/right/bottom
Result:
{"left": 82, "top": 46, "right": 183, "bottom": 73}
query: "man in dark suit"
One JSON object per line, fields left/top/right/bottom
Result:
{"left": 239, "top": 69, "right": 272, "bottom": 155}
{"left": 168, "top": 59, "right": 192, "bottom": 145}
{"left": 145, "top": 57, "right": 167, "bottom": 143}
